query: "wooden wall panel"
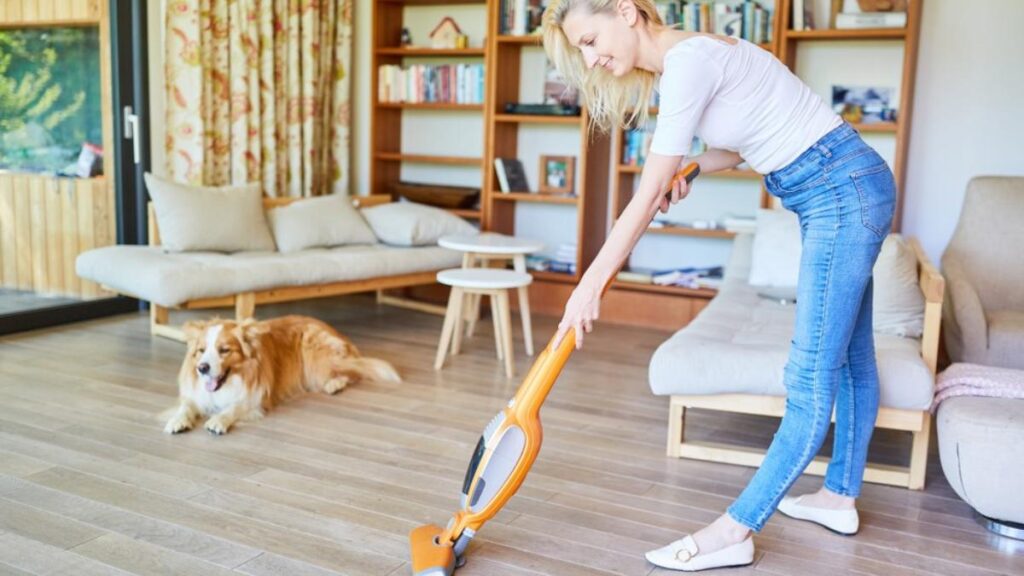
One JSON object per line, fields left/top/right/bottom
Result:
{"left": 0, "top": 176, "right": 15, "bottom": 286}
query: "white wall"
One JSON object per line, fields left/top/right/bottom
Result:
{"left": 902, "top": 0, "right": 1024, "bottom": 261}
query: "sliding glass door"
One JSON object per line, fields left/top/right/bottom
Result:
{"left": 0, "top": 0, "right": 150, "bottom": 334}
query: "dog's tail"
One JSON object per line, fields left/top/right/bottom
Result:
{"left": 340, "top": 357, "right": 402, "bottom": 384}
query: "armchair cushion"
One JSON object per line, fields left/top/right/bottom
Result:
{"left": 987, "top": 311, "right": 1024, "bottom": 369}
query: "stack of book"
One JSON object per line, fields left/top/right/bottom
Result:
{"left": 723, "top": 215, "right": 757, "bottom": 234}
{"left": 377, "top": 64, "right": 485, "bottom": 104}
{"left": 678, "top": 1, "right": 773, "bottom": 45}
{"left": 617, "top": 265, "right": 724, "bottom": 289}
{"left": 547, "top": 243, "right": 577, "bottom": 274}
{"left": 499, "top": 0, "right": 545, "bottom": 35}
{"left": 622, "top": 129, "right": 654, "bottom": 166}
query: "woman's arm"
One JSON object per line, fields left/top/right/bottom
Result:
{"left": 551, "top": 151, "right": 684, "bottom": 348}
{"left": 585, "top": 151, "right": 686, "bottom": 287}
{"left": 691, "top": 148, "right": 744, "bottom": 173}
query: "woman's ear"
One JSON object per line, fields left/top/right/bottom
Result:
{"left": 616, "top": 0, "right": 639, "bottom": 26}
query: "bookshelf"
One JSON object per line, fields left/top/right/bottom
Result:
{"left": 369, "top": 0, "right": 921, "bottom": 331}
{"left": 609, "top": 1, "right": 778, "bottom": 304}
{"left": 774, "top": 0, "right": 922, "bottom": 229}
{"left": 370, "top": 0, "right": 491, "bottom": 222}
{"left": 482, "top": 20, "right": 611, "bottom": 286}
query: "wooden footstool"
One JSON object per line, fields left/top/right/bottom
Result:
{"left": 434, "top": 268, "right": 533, "bottom": 378}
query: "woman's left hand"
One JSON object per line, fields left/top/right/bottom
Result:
{"left": 551, "top": 278, "right": 602, "bottom": 350}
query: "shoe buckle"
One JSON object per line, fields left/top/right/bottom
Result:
{"left": 674, "top": 547, "right": 695, "bottom": 562}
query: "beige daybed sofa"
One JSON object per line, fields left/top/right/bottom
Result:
{"left": 650, "top": 231, "right": 944, "bottom": 490}
{"left": 76, "top": 186, "right": 468, "bottom": 341}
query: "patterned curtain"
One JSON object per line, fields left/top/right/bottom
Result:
{"left": 165, "top": 0, "right": 352, "bottom": 197}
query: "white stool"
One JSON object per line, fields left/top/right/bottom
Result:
{"left": 434, "top": 268, "right": 533, "bottom": 378}
{"left": 438, "top": 233, "right": 544, "bottom": 356}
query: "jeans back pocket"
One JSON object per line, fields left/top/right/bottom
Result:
{"left": 849, "top": 163, "right": 896, "bottom": 238}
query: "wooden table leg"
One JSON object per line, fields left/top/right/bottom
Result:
{"left": 435, "top": 287, "right": 462, "bottom": 370}
{"left": 512, "top": 255, "right": 534, "bottom": 355}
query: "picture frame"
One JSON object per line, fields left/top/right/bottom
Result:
{"left": 538, "top": 155, "right": 575, "bottom": 195}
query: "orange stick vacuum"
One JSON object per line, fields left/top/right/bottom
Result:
{"left": 409, "top": 162, "right": 701, "bottom": 575}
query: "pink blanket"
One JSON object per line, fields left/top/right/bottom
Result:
{"left": 931, "top": 362, "right": 1024, "bottom": 413}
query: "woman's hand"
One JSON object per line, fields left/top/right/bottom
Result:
{"left": 551, "top": 277, "right": 602, "bottom": 350}
{"left": 658, "top": 162, "right": 694, "bottom": 213}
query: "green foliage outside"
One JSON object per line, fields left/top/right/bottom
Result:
{"left": 0, "top": 27, "right": 102, "bottom": 174}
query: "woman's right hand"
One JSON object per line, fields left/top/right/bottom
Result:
{"left": 659, "top": 166, "right": 694, "bottom": 213}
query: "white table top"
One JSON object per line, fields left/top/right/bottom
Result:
{"left": 438, "top": 232, "right": 544, "bottom": 255}
{"left": 437, "top": 268, "right": 533, "bottom": 289}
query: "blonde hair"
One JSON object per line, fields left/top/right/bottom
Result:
{"left": 542, "top": 0, "right": 662, "bottom": 134}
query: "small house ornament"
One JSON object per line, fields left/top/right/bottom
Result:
{"left": 430, "top": 16, "right": 463, "bottom": 49}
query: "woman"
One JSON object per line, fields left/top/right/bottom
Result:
{"left": 543, "top": 0, "right": 895, "bottom": 571}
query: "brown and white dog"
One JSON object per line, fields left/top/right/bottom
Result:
{"left": 163, "top": 315, "right": 400, "bottom": 435}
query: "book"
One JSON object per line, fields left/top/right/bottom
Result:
{"left": 494, "top": 158, "right": 529, "bottom": 193}
{"left": 835, "top": 12, "right": 907, "bottom": 29}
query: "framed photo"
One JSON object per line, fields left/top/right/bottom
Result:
{"left": 831, "top": 85, "right": 896, "bottom": 123}
{"left": 538, "top": 155, "right": 575, "bottom": 195}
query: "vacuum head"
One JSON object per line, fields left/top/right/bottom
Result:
{"left": 409, "top": 524, "right": 455, "bottom": 576}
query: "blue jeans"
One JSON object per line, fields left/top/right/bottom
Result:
{"left": 727, "top": 122, "right": 896, "bottom": 532}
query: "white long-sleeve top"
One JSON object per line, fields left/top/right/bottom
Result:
{"left": 649, "top": 36, "right": 842, "bottom": 174}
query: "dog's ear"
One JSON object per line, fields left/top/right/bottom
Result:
{"left": 182, "top": 319, "right": 208, "bottom": 345}
{"left": 234, "top": 318, "right": 268, "bottom": 358}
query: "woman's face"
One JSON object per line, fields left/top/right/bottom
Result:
{"left": 561, "top": 4, "right": 639, "bottom": 77}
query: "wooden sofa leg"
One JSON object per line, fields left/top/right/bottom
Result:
{"left": 235, "top": 292, "right": 256, "bottom": 321}
{"left": 666, "top": 399, "right": 686, "bottom": 458}
{"left": 908, "top": 413, "right": 931, "bottom": 490}
{"left": 150, "top": 303, "right": 185, "bottom": 342}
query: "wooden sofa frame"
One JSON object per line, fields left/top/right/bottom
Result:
{"left": 106, "top": 195, "right": 447, "bottom": 342}
{"left": 665, "top": 238, "right": 945, "bottom": 490}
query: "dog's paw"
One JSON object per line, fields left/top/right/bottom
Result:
{"left": 204, "top": 416, "right": 231, "bottom": 435}
{"left": 324, "top": 377, "right": 350, "bottom": 395}
{"left": 164, "top": 414, "right": 194, "bottom": 434}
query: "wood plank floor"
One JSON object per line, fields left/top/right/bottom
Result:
{"left": 0, "top": 295, "right": 1021, "bottom": 576}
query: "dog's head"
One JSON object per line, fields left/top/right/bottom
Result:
{"left": 181, "top": 318, "right": 267, "bottom": 392}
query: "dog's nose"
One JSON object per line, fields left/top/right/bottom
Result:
{"left": 197, "top": 362, "right": 210, "bottom": 375}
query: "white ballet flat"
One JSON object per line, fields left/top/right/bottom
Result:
{"left": 645, "top": 535, "right": 755, "bottom": 572}
{"left": 777, "top": 495, "right": 860, "bottom": 535}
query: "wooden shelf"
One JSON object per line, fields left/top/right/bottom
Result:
{"left": 852, "top": 121, "right": 898, "bottom": 133}
{"left": 447, "top": 208, "right": 481, "bottom": 219}
{"left": 785, "top": 28, "right": 906, "bottom": 40}
{"left": 376, "top": 102, "right": 483, "bottom": 110}
{"left": 647, "top": 226, "right": 737, "bottom": 239}
{"left": 611, "top": 281, "right": 717, "bottom": 298}
{"left": 532, "top": 270, "right": 578, "bottom": 283}
{"left": 496, "top": 34, "right": 543, "bottom": 45}
{"left": 375, "top": 153, "right": 482, "bottom": 166}
{"left": 376, "top": 47, "right": 486, "bottom": 57}
{"left": 494, "top": 113, "right": 581, "bottom": 125}
{"left": 492, "top": 192, "right": 579, "bottom": 205}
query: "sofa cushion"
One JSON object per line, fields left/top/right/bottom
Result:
{"left": 145, "top": 173, "right": 276, "bottom": 253}
{"left": 360, "top": 201, "right": 477, "bottom": 246}
{"left": 730, "top": 232, "right": 927, "bottom": 337}
{"left": 748, "top": 208, "right": 801, "bottom": 291}
{"left": 648, "top": 281, "right": 935, "bottom": 410}
{"left": 76, "top": 244, "right": 463, "bottom": 308}
{"left": 873, "top": 234, "right": 925, "bottom": 337}
{"left": 267, "top": 195, "right": 377, "bottom": 253}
